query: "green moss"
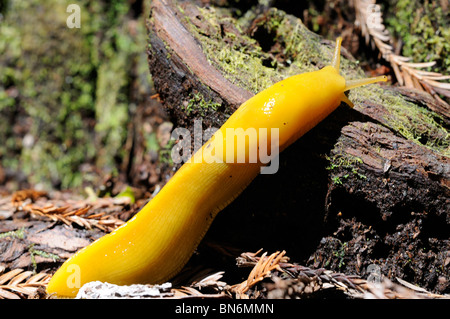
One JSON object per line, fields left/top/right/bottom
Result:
{"left": 29, "top": 244, "right": 60, "bottom": 273}
{"left": 350, "top": 85, "right": 450, "bottom": 157}
{"left": 333, "top": 241, "right": 347, "bottom": 268}
{"left": 183, "top": 92, "right": 221, "bottom": 116}
{"left": 145, "top": 132, "right": 160, "bottom": 153}
{"left": 183, "top": 6, "right": 362, "bottom": 98}
{"left": 159, "top": 139, "right": 176, "bottom": 165}
{"left": 385, "top": 0, "right": 450, "bottom": 73}
{"left": 326, "top": 150, "right": 367, "bottom": 184}
{"left": 181, "top": 6, "right": 278, "bottom": 94}
{"left": 0, "top": 227, "right": 25, "bottom": 240}
{"left": 0, "top": 0, "right": 150, "bottom": 190}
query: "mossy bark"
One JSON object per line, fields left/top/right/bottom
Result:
{"left": 147, "top": 0, "right": 449, "bottom": 293}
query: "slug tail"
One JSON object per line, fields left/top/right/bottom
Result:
{"left": 345, "top": 75, "right": 388, "bottom": 91}
{"left": 332, "top": 37, "right": 343, "bottom": 72}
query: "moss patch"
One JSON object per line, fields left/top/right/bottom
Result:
{"left": 182, "top": 91, "right": 221, "bottom": 116}
{"left": 0, "top": 0, "right": 150, "bottom": 190}
{"left": 181, "top": 6, "right": 279, "bottom": 94}
{"left": 182, "top": 6, "right": 362, "bottom": 97}
{"left": 326, "top": 148, "right": 367, "bottom": 185}
{"left": 0, "top": 227, "right": 25, "bottom": 240}
{"left": 385, "top": 0, "right": 450, "bottom": 74}
{"left": 350, "top": 85, "right": 450, "bottom": 157}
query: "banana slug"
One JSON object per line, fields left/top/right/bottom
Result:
{"left": 46, "top": 37, "right": 386, "bottom": 297}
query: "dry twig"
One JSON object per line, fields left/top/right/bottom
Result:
{"left": 233, "top": 250, "right": 449, "bottom": 299}
{"left": 191, "top": 271, "right": 227, "bottom": 291}
{"left": 231, "top": 250, "right": 287, "bottom": 298}
{"left": 354, "top": 277, "right": 449, "bottom": 299}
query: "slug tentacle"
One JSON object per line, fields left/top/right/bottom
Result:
{"left": 344, "top": 75, "right": 388, "bottom": 91}
{"left": 340, "top": 94, "right": 354, "bottom": 108}
{"left": 332, "top": 37, "right": 343, "bottom": 72}
{"left": 331, "top": 36, "right": 387, "bottom": 94}
{"left": 339, "top": 75, "right": 387, "bottom": 108}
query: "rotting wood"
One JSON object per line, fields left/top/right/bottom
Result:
{"left": 147, "top": 0, "right": 254, "bottom": 131}
{"left": 149, "top": 0, "right": 253, "bottom": 106}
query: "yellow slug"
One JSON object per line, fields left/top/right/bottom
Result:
{"left": 46, "top": 37, "right": 386, "bottom": 297}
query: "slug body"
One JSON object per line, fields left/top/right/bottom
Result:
{"left": 46, "top": 38, "right": 386, "bottom": 297}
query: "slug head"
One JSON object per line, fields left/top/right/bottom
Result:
{"left": 331, "top": 36, "right": 387, "bottom": 107}
{"left": 274, "top": 37, "right": 387, "bottom": 152}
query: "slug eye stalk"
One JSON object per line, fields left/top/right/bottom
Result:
{"left": 332, "top": 37, "right": 343, "bottom": 72}
{"left": 332, "top": 36, "right": 387, "bottom": 92}
{"left": 344, "top": 76, "right": 388, "bottom": 91}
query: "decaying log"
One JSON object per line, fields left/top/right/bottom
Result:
{"left": 146, "top": 0, "right": 449, "bottom": 293}
{"left": 147, "top": 0, "right": 253, "bottom": 129}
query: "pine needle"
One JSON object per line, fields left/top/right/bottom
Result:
{"left": 231, "top": 250, "right": 286, "bottom": 298}
{"left": 9, "top": 193, "right": 127, "bottom": 232}
{"left": 0, "top": 268, "right": 51, "bottom": 299}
